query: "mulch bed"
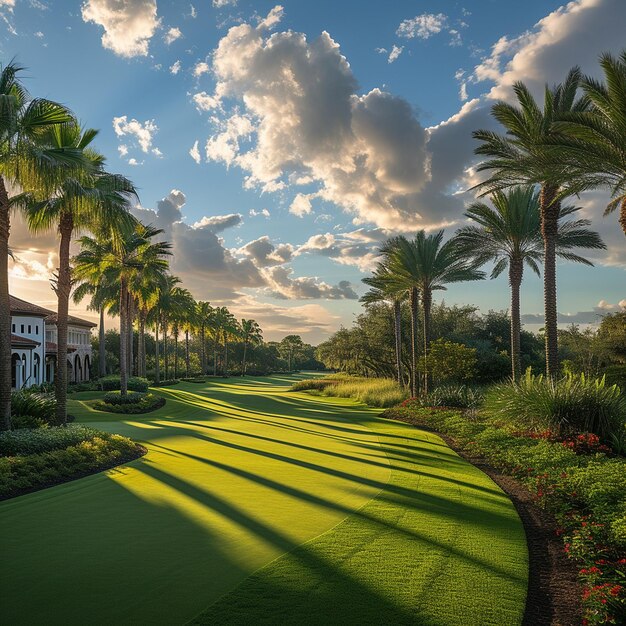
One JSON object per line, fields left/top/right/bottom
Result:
{"left": 402, "top": 423, "right": 582, "bottom": 626}
{"left": 1, "top": 443, "right": 147, "bottom": 501}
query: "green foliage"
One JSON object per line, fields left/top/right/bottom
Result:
{"left": 292, "top": 376, "right": 409, "bottom": 408}
{"left": 485, "top": 370, "right": 626, "bottom": 442}
{"left": 0, "top": 425, "right": 101, "bottom": 456}
{"left": 150, "top": 379, "right": 180, "bottom": 387}
{"left": 10, "top": 391, "right": 58, "bottom": 427}
{"left": 98, "top": 375, "right": 149, "bottom": 392}
{"left": 420, "top": 339, "right": 477, "bottom": 384}
{"left": 102, "top": 391, "right": 146, "bottom": 405}
{"left": 419, "top": 385, "right": 484, "bottom": 409}
{"left": 0, "top": 432, "right": 140, "bottom": 499}
{"left": 93, "top": 393, "right": 165, "bottom": 414}
{"left": 603, "top": 364, "right": 626, "bottom": 388}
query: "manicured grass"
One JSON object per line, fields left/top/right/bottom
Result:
{"left": 0, "top": 376, "right": 527, "bottom": 625}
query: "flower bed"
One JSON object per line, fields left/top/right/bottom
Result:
{"left": 381, "top": 405, "right": 626, "bottom": 625}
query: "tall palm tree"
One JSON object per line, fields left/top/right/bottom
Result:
{"left": 195, "top": 301, "right": 213, "bottom": 376}
{"left": 386, "top": 231, "right": 484, "bottom": 394}
{"left": 473, "top": 68, "right": 589, "bottom": 376}
{"left": 27, "top": 122, "right": 136, "bottom": 422}
{"left": 362, "top": 262, "right": 406, "bottom": 387}
{"left": 455, "top": 186, "right": 605, "bottom": 380}
{"left": 168, "top": 286, "right": 194, "bottom": 380}
{"left": 0, "top": 61, "right": 76, "bottom": 430}
{"left": 549, "top": 50, "right": 626, "bottom": 238}
{"left": 240, "top": 319, "right": 262, "bottom": 376}
{"left": 182, "top": 302, "right": 198, "bottom": 377}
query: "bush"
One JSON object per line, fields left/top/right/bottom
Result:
{"left": 181, "top": 377, "right": 208, "bottom": 384}
{"left": 485, "top": 371, "right": 626, "bottom": 443}
{"left": 69, "top": 381, "right": 98, "bottom": 392}
{"left": 11, "top": 391, "right": 57, "bottom": 426}
{"left": 0, "top": 431, "right": 141, "bottom": 499}
{"left": 603, "top": 365, "right": 626, "bottom": 389}
{"left": 102, "top": 391, "right": 146, "bottom": 405}
{"left": 417, "top": 385, "right": 484, "bottom": 409}
{"left": 98, "top": 376, "right": 149, "bottom": 392}
{"left": 93, "top": 393, "right": 165, "bottom": 414}
{"left": 292, "top": 375, "right": 408, "bottom": 408}
{"left": 0, "top": 425, "right": 101, "bottom": 456}
{"left": 151, "top": 379, "right": 179, "bottom": 387}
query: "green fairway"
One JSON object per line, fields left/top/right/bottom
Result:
{"left": 0, "top": 376, "right": 527, "bottom": 625}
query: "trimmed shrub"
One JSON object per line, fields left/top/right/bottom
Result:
{"left": 93, "top": 393, "right": 165, "bottom": 414}
{"left": 485, "top": 371, "right": 626, "bottom": 443}
{"left": 0, "top": 425, "right": 100, "bottom": 456}
{"left": 0, "top": 432, "right": 141, "bottom": 499}
{"left": 151, "top": 379, "right": 179, "bottom": 387}
{"left": 102, "top": 391, "right": 146, "bottom": 405}
{"left": 98, "top": 376, "right": 149, "bottom": 392}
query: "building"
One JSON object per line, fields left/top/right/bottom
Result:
{"left": 10, "top": 295, "right": 96, "bottom": 389}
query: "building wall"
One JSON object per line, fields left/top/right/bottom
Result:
{"left": 10, "top": 315, "right": 45, "bottom": 388}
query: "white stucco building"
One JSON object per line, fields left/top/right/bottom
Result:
{"left": 10, "top": 295, "right": 96, "bottom": 389}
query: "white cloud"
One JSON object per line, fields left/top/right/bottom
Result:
{"left": 198, "top": 8, "right": 431, "bottom": 229}
{"left": 258, "top": 4, "right": 283, "bottom": 29}
{"left": 289, "top": 193, "right": 313, "bottom": 217}
{"left": 164, "top": 26, "right": 182, "bottom": 45}
{"left": 170, "top": 59, "right": 181, "bottom": 74}
{"left": 81, "top": 0, "right": 159, "bottom": 58}
{"left": 34, "top": 31, "right": 44, "bottom": 38}
{"left": 213, "top": 0, "right": 236, "bottom": 6}
{"left": 189, "top": 4, "right": 196, "bottom": 19}
{"left": 249, "top": 208, "right": 270, "bottom": 217}
{"left": 265, "top": 266, "right": 358, "bottom": 300}
{"left": 238, "top": 236, "right": 293, "bottom": 266}
{"left": 113, "top": 116, "right": 160, "bottom": 158}
{"left": 189, "top": 139, "right": 201, "bottom": 163}
{"left": 192, "top": 91, "right": 220, "bottom": 111}
{"left": 397, "top": 13, "right": 448, "bottom": 39}
{"left": 193, "top": 61, "right": 210, "bottom": 77}
{"left": 387, "top": 45, "right": 403, "bottom": 63}
{"left": 192, "top": 213, "right": 242, "bottom": 231}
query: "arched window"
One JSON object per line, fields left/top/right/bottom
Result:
{"left": 33, "top": 353, "right": 41, "bottom": 383}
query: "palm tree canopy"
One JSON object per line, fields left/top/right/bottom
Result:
{"left": 455, "top": 186, "right": 606, "bottom": 278}
{"left": 473, "top": 67, "right": 589, "bottom": 195}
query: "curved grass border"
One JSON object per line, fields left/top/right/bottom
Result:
{"left": 190, "top": 412, "right": 528, "bottom": 626}
{"left": 92, "top": 396, "right": 166, "bottom": 415}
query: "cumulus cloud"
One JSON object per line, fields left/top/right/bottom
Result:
{"left": 387, "top": 45, "right": 404, "bottom": 63}
{"left": 265, "top": 266, "right": 358, "bottom": 300}
{"left": 164, "top": 26, "right": 182, "bottom": 45}
{"left": 249, "top": 208, "right": 270, "bottom": 218}
{"left": 192, "top": 213, "right": 242, "bottom": 231}
{"left": 213, "top": 0, "right": 236, "bottom": 6}
{"left": 197, "top": 7, "right": 432, "bottom": 229}
{"left": 192, "top": 91, "right": 220, "bottom": 111}
{"left": 193, "top": 61, "right": 210, "bottom": 77}
{"left": 289, "top": 193, "right": 313, "bottom": 217}
{"left": 397, "top": 13, "right": 448, "bottom": 39}
{"left": 113, "top": 115, "right": 161, "bottom": 161}
{"left": 170, "top": 59, "right": 181, "bottom": 74}
{"left": 238, "top": 236, "right": 294, "bottom": 266}
{"left": 81, "top": 0, "right": 159, "bottom": 58}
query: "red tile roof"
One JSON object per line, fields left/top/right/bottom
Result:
{"left": 44, "top": 313, "right": 97, "bottom": 328}
{"left": 11, "top": 334, "right": 40, "bottom": 347}
{"left": 10, "top": 294, "right": 96, "bottom": 328}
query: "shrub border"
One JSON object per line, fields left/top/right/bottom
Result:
{"left": 384, "top": 414, "right": 582, "bottom": 626}
{"left": 93, "top": 396, "right": 166, "bottom": 414}
{"left": 1, "top": 443, "right": 147, "bottom": 501}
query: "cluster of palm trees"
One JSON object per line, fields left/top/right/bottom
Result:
{"left": 363, "top": 52, "right": 626, "bottom": 395}
{"left": 0, "top": 61, "right": 263, "bottom": 430}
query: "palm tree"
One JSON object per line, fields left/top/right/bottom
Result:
{"left": 362, "top": 261, "right": 406, "bottom": 387}
{"left": 0, "top": 61, "right": 76, "bottom": 430}
{"left": 240, "top": 319, "right": 262, "bottom": 376}
{"left": 455, "top": 186, "right": 605, "bottom": 380}
{"left": 27, "top": 122, "right": 136, "bottom": 422}
{"left": 549, "top": 50, "right": 626, "bottom": 238}
{"left": 386, "top": 231, "right": 484, "bottom": 394}
{"left": 473, "top": 68, "right": 589, "bottom": 376}
{"left": 195, "top": 301, "right": 213, "bottom": 376}
{"left": 181, "top": 302, "right": 198, "bottom": 378}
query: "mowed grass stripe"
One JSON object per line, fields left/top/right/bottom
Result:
{"left": 191, "top": 399, "right": 528, "bottom": 626}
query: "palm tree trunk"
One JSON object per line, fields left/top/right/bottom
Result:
{"left": 422, "top": 287, "right": 432, "bottom": 395}
{"left": 0, "top": 178, "right": 11, "bottom": 430}
{"left": 242, "top": 340, "right": 248, "bottom": 376}
{"left": 174, "top": 329, "right": 179, "bottom": 379}
{"left": 540, "top": 183, "right": 560, "bottom": 377}
{"left": 163, "top": 323, "right": 168, "bottom": 380}
{"left": 620, "top": 197, "right": 626, "bottom": 238}
{"left": 119, "top": 277, "right": 128, "bottom": 396}
{"left": 393, "top": 299, "right": 403, "bottom": 386}
{"left": 200, "top": 326, "right": 206, "bottom": 375}
{"left": 185, "top": 330, "right": 190, "bottom": 377}
{"left": 138, "top": 312, "right": 146, "bottom": 378}
{"left": 154, "top": 318, "right": 160, "bottom": 384}
{"left": 127, "top": 296, "right": 134, "bottom": 377}
{"left": 55, "top": 212, "right": 73, "bottom": 424}
{"left": 509, "top": 260, "right": 523, "bottom": 381}
{"left": 98, "top": 306, "right": 106, "bottom": 378}
{"left": 224, "top": 338, "right": 228, "bottom": 376}
{"left": 409, "top": 287, "right": 419, "bottom": 397}
{"left": 213, "top": 340, "right": 218, "bottom": 376}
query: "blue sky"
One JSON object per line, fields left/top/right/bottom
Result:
{"left": 5, "top": 0, "right": 626, "bottom": 341}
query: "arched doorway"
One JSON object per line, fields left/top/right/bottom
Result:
{"left": 84, "top": 355, "right": 90, "bottom": 381}
{"left": 33, "top": 353, "right": 41, "bottom": 384}
{"left": 11, "top": 354, "right": 20, "bottom": 389}
{"left": 74, "top": 354, "right": 82, "bottom": 383}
